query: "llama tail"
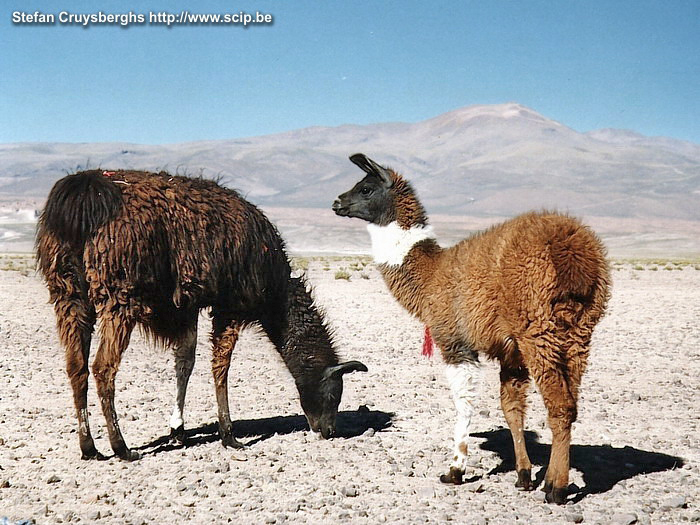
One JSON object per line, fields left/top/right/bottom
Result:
{"left": 549, "top": 222, "right": 611, "bottom": 328}
{"left": 549, "top": 223, "right": 609, "bottom": 299}
{"left": 37, "top": 170, "right": 123, "bottom": 247}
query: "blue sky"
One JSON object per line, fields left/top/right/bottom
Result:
{"left": 2, "top": 0, "right": 699, "bottom": 144}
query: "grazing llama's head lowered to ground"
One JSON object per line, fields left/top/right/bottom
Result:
{"left": 36, "top": 169, "right": 367, "bottom": 461}
{"left": 333, "top": 154, "right": 610, "bottom": 504}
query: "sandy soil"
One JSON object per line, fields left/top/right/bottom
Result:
{"left": 0, "top": 259, "right": 698, "bottom": 524}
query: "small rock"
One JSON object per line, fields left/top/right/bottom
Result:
{"left": 340, "top": 486, "right": 358, "bottom": 497}
{"left": 567, "top": 512, "right": 584, "bottom": 523}
{"left": 46, "top": 474, "right": 61, "bottom": 484}
{"left": 478, "top": 409, "right": 490, "bottom": 417}
{"left": 467, "top": 456, "right": 481, "bottom": 468}
{"left": 611, "top": 513, "right": 637, "bottom": 525}
{"left": 212, "top": 461, "right": 231, "bottom": 474}
{"left": 689, "top": 510, "right": 700, "bottom": 522}
{"left": 661, "top": 495, "right": 687, "bottom": 509}
{"left": 87, "top": 510, "right": 101, "bottom": 520}
{"left": 416, "top": 486, "right": 435, "bottom": 499}
{"left": 0, "top": 479, "right": 10, "bottom": 488}
{"left": 264, "top": 516, "right": 276, "bottom": 524}
{"left": 465, "top": 482, "right": 485, "bottom": 493}
{"left": 362, "top": 428, "right": 375, "bottom": 437}
{"left": 636, "top": 513, "right": 652, "bottom": 525}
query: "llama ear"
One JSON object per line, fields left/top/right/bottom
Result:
{"left": 349, "top": 154, "right": 393, "bottom": 188}
{"left": 324, "top": 360, "right": 368, "bottom": 380}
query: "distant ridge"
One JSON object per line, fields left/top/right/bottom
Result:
{"left": 1, "top": 103, "right": 699, "bottom": 221}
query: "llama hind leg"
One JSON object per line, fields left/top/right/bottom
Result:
{"left": 92, "top": 313, "right": 139, "bottom": 461}
{"left": 55, "top": 297, "right": 100, "bottom": 459}
{"left": 440, "top": 359, "right": 481, "bottom": 485}
{"left": 169, "top": 326, "right": 197, "bottom": 444}
{"left": 521, "top": 339, "right": 576, "bottom": 504}
{"left": 500, "top": 364, "right": 533, "bottom": 490}
{"left": 211, "top": 318, "right": 244, "bottom": 449}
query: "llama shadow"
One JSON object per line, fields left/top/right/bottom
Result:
{"left": 472, "top": 427, "right": 685, "bottom": 503}
{"left": 137, "top": 409, "right": 394, "bottom": 456}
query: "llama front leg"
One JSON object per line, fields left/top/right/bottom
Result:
{"left": 169, "top": 326, "right": 197, "bottom": 444}
{"left": 92, "top": 313, "right": 139, "bottom": 461}
{"left": 440, "top": 360, "right": 481, "bottom": 485}
{"left": 211, "top": 318, "right": 244, "bottom": 449}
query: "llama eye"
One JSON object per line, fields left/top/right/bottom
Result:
{"left": 360, "top": 187, "right": 372, "bottom": 196}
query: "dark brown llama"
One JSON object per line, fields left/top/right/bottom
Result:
{"left": 333, "top": 154, "right": 610, "bottom": 504}
{"left": 36, "top": 169, "right": 366, "bottom": 461}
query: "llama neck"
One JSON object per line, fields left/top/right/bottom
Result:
{"left": 367, "top": 222, "right": 435, "bottom": 265}
{"left": 277, "top": 278, "right": 339, "bottom": 381}
{"left": 367, "top": 221, "right": 442, "bottom": 319}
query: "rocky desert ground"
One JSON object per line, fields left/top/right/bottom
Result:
{"left": 0, "top": 254, "right": 698, "bottom": 524}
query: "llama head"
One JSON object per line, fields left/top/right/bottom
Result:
{"left": 297, "top": 360, "right": 368, "bottom": 438}
{"left": 333, "top": 153, "right": 427, "bottom": 227}
{"left": 332, "top": 154, "right": 397, "bottom": 225}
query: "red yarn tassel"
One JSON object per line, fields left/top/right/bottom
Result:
{"left": 422, "top": 325, "right": 434, "bottom": 358}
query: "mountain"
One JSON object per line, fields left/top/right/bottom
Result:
{"left": 1, "top": 103, "right": 699, "bottom": 222}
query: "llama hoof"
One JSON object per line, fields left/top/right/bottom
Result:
{"left": 222, "top": 436, "right": 245, "bottom": 449}
{"left": 170, "top": 426, "right": 186, "bottom": 445}
{"left": 544, "top": 485, "right": 568, "bottom": 505}
{"left": 439, "top": 467, "right": 464, "bottom": 485}
{"left": 515, "top": 469, "right": 533, "bottom": 491}
{"left": 80, "top": 448, "right": 107, "bottom": 461}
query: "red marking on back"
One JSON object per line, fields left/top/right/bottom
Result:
{"left": 103, "top": 171, "right": 116, "bottom": 177}
{"left": 422, "top": 325, "right": 434, "bottom": 358}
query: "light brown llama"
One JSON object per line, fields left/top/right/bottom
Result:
{"left": 333, "top": 154, "right": 610, "bottom": 504}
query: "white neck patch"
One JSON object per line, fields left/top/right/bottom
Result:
{"left": 366, "top": 221, "right": 435, "bottom": 266}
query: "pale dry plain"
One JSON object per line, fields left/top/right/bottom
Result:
{"left": 0, "top": 254, "right": 699, "bottom": 524}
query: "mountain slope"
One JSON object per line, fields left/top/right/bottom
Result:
{"left": 1, "top": 103, "right": 699, "bottom": 221}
